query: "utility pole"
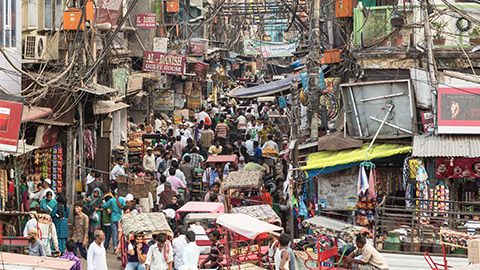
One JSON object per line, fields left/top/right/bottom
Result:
{"left": 422, "top": 0, "right": 437, "bottom": 134}
{"left": 307, "top": 0, "right": 321, "bottom": 140}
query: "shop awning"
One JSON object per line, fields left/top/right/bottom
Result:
{"left": 413, "top": 133, "right": 480, "bottom": 158}
{"left": 302, "top": 143, "right": 412, "bottom": 178}
{"left": 93, "top": 101, "right": 129, "bottom": 115}
{"left": 230, "top": 73, "right": 301, "bottom": 98}
{"left": 21, "top": 106, "right": 52, "bottom": 123}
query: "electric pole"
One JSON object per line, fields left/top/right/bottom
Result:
{"left": 307, "top": 0, "right": 321, "bottom": 140}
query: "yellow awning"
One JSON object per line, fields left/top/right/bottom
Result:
{"left": 301, "top": 143, "right": 412, "bottom": 171}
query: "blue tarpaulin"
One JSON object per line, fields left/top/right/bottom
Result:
{"left": 231, "top": 73, "right": 301, "bottom": 98}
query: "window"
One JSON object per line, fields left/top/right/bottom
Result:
{"left": 54, "top": 0, "right": 63, "bottom": 30}
{"left": 0, "top": 0, "right": 16, "bottom": 47}
{"left": 28, "top": 0, "right": 38, "bottom": 29}
{"left": 45, "top": 0, "right": 53, "bottom": 29}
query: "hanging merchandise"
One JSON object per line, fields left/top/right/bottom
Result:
{"left": 416, "top": 163, "right": 430, "bottom": 224}
{"left": 356, "top": 162, "right": 377, "bottom": 226}
{"left": 34, "top": 145, "right": 63, "bottom": 195}
{"left": 0, "top": 170, "right": 6, "bottom": 211}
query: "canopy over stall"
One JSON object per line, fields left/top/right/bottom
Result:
{"left": 120, "top": 213, "right": 173, "bottom": 237}
{"left": 217, "top": 213, "right": 283, "bottom": 239}
{"left": 176, "top": 202, "right": 225, "bottom": 219}
{"left": 301, "top": 143, "right": 412, "bottom": 178}
{"left": 230, "top": 204, "right": 281, "bottom": 224}
{"left": 303, "top": 216, "right": 367, "bottom": 243}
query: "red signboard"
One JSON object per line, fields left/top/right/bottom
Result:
{"left": 420, "top": 111, "right": 434, "bottom": 133}
{"left": 0, "top": 95, "right": 24, "bottom": 152}
{"left": 96, "top": 0, "right": 123, "bottom": 25}
{"left": 187, "top": 62, "right": 209, "bottom": 82}
{"left": 189, "top": 38, "right": 208, "bottom": 55}
{"left": 438, "top": 86, "right": 480, "bottom": 134}
{"left": 436, "top": 158, "right": 480, "bottom": 178}
{"left": 142, "top": 51, "right": 186, "bottom": 75}
{"left": 135, "top": 14, "right": 157, "bottom": 28}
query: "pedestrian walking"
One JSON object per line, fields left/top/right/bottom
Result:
{"left": 87, "top": 230, "right": 108, "bottom": 270}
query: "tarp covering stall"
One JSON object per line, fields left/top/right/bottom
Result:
{"left": 301, "top": 143, "right": 412, "bottom": 178}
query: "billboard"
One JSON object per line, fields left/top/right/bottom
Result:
{"left": 0, "top": 95, "right": 24, "bottom": 152}
{"left": 142, "top": 51, "right": 185, "bottom": 75}
{"left": 135, "top": 14, "right": 157, "bottom": 28}
{"left": 436, "top": 158, "right": 480, "bottom": 178}
{"left": 438, "top": 85, "right": 480, "bottom": 134}
{"left": 97, "top": 0, "right": 123, "bottom": 25}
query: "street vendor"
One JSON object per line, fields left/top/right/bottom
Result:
{"left": 344, "top": 235, "right": 389, "bottom": 270}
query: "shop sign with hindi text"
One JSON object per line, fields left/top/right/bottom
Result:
{"left": 153, "top": 90, "right": 174, "bottom": 111}
{"left": 142, "top": 51, "right": 185, "bottom": 75}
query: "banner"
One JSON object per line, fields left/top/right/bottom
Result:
{"left": 153, "top": 37, "right": 168, "bottom": 52}
{"left": 436, "top": 158, "right": 480, "bottom": 178}
{"left": 244, "top": 38, "right": 298, "bottom": 58}
{"left": 136, "top": 14, "right": 157, "bottom": 28}
{"left": 187, "top": 62, "right": 209, "bottom": 82}
{"left": 438, "top": 86, "right": 480, "bottom": 134}
{"left": 153, "top": 90, "right": 174, "bottom": 111}
{"left": 142, "top": 51, "right": 185, "bottom": 75}
{"left": 97, "top": 0, "right": 122, "bottom": 25}
{"left": 175, "top": 94, "right": 185, "bottom": 109}
{"left": 189, "top": 38, "right": 208, "bottom": 55}
{"left": 0, "top": 95, "right": 24, "bottom": 152}
{"left": 187, "top": 95, "right": 201, "bottom": 109}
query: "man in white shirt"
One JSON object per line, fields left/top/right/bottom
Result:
{"left": 244, "top": 136, "right": 255, "bottom": 157}
{"left": 154, "top": 115, "right": 163, "bottom": 133}
{"left": 262, "top": 134, "right": 279, "bottom": 152}
{"left": 29, "top": 179, "right": 56, "bottom": 201}
{"left": 110, "top": 158, "right": 125, "bottom": 181}
{"left": 172, "top": 226, "right": 188, "bottom": 269}
{"left": 181, "top": 231, "right": 201, "bottom": 270}
{"left": 87, "top": 230, "right": 108, "bottom": 270}
{"left": 197, "top": 109, "right": 210, "bottom": 123}
{"left": 143, "top": 147, "right": 156, "bottom": 173}
{"left": 146, "top": 234, "right": 173, "bottom": 270}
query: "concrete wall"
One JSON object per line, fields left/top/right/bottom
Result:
{"left": 0, "top": 0, "right": 22, "bottom": 95}
{"left": 317, "top": 167, "right": 358, "bottom": 210}
{"left": 127, "top": 0, "right": 155, "bottom": 57}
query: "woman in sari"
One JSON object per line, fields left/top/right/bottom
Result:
{"left": 84, "top": 187, "right": 103, "bottom": 243}
{"left": 40, "top": 191, "right": 57, "bottom": 214}
{"left": 51, "top": 194, "right": 69, "bottom": 254}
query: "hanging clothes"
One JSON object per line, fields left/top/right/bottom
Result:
{"left": 367, "top": 169, "right": 377, "bottom": 200}
{"left": 357, "top": 166, "right": 369, "bottom": 195}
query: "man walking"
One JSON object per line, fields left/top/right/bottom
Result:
{"left": 145, "top": 234, "right": 173, "bottom": 270}
{"left": 87, "top": 230, "right": 108, "bottom": 270}
{"left": 28, "top": 228, "right": 46, "bottom": 257}
{"left": 72, "top": 203, "right": 89, "bottom": 259}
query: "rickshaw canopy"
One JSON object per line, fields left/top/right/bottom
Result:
{"left": 176, "top": 202, "right": 225, "bottom": 219}
{"left": 184, "top": 213, "right": 224, "bottom": 224}
{"left": 303, "top": 216, "right": 367, "bottom": 243}
{"left": 230, "top": 204, "right": 281, "bottom": 224}
{"left": 120, "top": 213, "right": 173, "bottom": 238}
{"left": 224, "top": 170, "right": 263, "bottom": 190}
{"left": 206, "top": 155, "right": 239, "bottom": 168}
{"left": 217, "top": 213, "right": 283, "bottom": 240}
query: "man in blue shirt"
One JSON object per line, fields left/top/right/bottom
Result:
{"left": 102, "top": 192, "right": 126, "bottom": 253}
{"left": 253, "top": 141, "right": 262, "bottom": 163}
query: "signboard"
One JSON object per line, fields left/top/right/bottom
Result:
{"left": 135, "top": 14, "right": 157, "bottom": 28}
{"left": 187, "top": 95, "right": 201, "bottom": 109}
{"left": 244, "top": 38, "right": 298, "bottom": 58}
{"left": 174, "top": 111, "right": 183, "bottom": 124}
{"left": 142, "top": 51, "right": 185, "bottom": 75}
{"left": 153, "top": 90, "right": 174, "bottom": 111}
{"left": 436, "top": 158, "right": 480, "bottom": 178}
{"left": 0, "top": 95, "right": 24, "bottom": 152}
{"left": 153, "top": 37, "right": 168, "bottom": 52}
{"left": 189, "top": 38, "right": 208, "bottom": 55}
{"left": 187, "top": 62, "right": 209, "bottom": 82}
{"left": 421, "top": 111, "right": 434, "bottom": 133}
{"left": 97, "top": 0, "right": 123, "bottom": 25}
{"left": 438, "top": 86, "right": 480, "bottom": 134}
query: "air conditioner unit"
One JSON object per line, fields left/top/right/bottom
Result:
{"left": 24, "top": 35, "right": 47, "bottom": 60}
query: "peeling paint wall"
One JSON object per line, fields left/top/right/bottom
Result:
{"left": 317, "top": 167, "right": 358, "bottom": 210}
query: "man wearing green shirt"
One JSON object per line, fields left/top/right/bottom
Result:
{"left": 102, "top": 192, "right": 125, "bottom": 252}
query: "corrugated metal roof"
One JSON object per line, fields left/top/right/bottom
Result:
{"left": 413, "top": 133, "right": 480, "bottom": 158}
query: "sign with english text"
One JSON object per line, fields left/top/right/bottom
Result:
{"left": 142, "top": 51, "right": 185, "bottom": 75}
{"left": 136, "top": 14, "right": 157, "bottom": 28}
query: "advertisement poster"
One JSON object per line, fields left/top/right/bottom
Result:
{"left": 187, "top": 62, "right": 209, "bottom": 82}
{"left": 0, "top": 95, "right": 24, "bottom": 152}
{"left": 153, "top": 90, "right": 174, "bottom": 111}
{"left": 436, "top": 158, "right": 480, "bottom": 178}
{"left": 173, "top": 111, "right": 183, "bottom": 124}
{"left": 244, "top": 38, "right": 298, "bottom": 57}
{"left": 175, "top": 94, "right": 185, "bottom": 109}
{"left": 153, "top": 37, "right": 168, "bottom": 52}
{"left": 438, "top": 86, "right": 480, "bottom": 134}
{"left": 97, "top": 0, "right": 123, "bottom": 25}
{"left": 189, "top": 38, "right": 208, "bottom": 55}
{"left": 421, "top": 111, "right": 434, "bottom": 133}
{"left": 142, "top": 51, "right": 185, "bottom": 75}
{"left": 135, "top": 14, "right": 157, "bottom": 28}
{"left": 187, "top": 95, "right": 201, "bottom": 109}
